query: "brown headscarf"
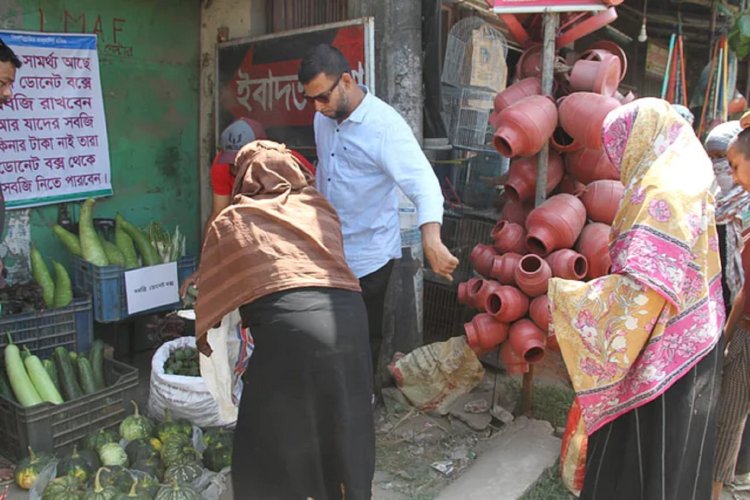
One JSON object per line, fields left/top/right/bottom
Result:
{"left": 194, "top": 140, "right": 360, "bottom": 338}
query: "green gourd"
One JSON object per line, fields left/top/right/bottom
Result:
{"left": 52, "top": 260, "right": 73, "bottom": 308}
{"left": 58, "top": 445, "right": 94, "bottom": 483}
{"left": 53, "top": 224, "right": 82, "bottom": 256}
{"left": 154, "top": 481, "right": 201, "bottom": 500}
{"left": 14, "top": 446, "right": 53, "bottom": 490}
{"left": 82, "top": 467, "right": 119, "bottom": 500}
{"left": 119, "top": 401, "right": 155, "bottom": 441}
{"left": 31, "top": 246, "right": 55, "bottom": 308}
{"left": 163, "top": 462, "right": 202, "bottom": 485}
{"left": 79, "top": 199, "right": 109, "bottom": 267}
{"left": 41, "top": 475, "right": 85, "bottom": 500}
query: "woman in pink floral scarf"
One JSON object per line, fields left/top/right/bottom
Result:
{"left": 549, "top": 98, "right": 725, "bottom": 499}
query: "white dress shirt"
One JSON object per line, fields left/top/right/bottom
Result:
{"left": 314, "top": 87, "right": 444, "bottom": 278}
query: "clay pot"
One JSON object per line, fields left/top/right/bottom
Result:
{"left": 557, "top": 174, "right": 586, "bottom": 196}
{"left": 514, "top": 254, "right": 552, "bottom": 297}
{"left": 529, "top": 295, "right": 550, "bottom": 331}
{"left": 492, "top": 220, "right": 527, "bottom": 254}
{"left": 470, "top": 243, "right": 497, "bottom": 277}
{"left": 499, "top": 340, "right": 530, "bottom": 375}
{"left": 509, "top": 319, "right": 546, "bottom": 363}
{"left": 564, "top": 148, "right": 620, "bottom": 184}
{"left": 558, "top": 92, "right": 621, "bottom": 150}
{"left": 576, "top": 223, "right": 612, "bottom": 279}
{"left": 489, "top": 252, "right": 523, "bottom": 286}
{"left": 464, "top": 313, "right": 509, "bottom": 352}
{"left": 485, "top": 285, "right": 529, "bottom": 323}
{"left": 545, "top": 249, "right": 588, "bottom": 280}
{"left": 501, "top": 199, "right": 534, "bottom": 226}
{"left": 494, "top": 77, "right": 542, "bottom": 113}
{"left": 581, "top": 180, "right": 625, "bottom": 225}
{"left": 457, "top": 277, "right": 483, "bottom": 308}
{"left": 547, "top": 332, "right": 560, "bottom": 353}
{"left": 525, "top": 194, "right": 587, "bottom": 256}
{"left": 472, "top": 279, "right": 504, "bottom": 314}
{"left": 586, "top": 41, "right": 628, "bottom": 82}
{"left": 504, "top": 151, "right": 564, "bottom": 204}
{"left": 493, "top": 95, "right": 558, "bottom": 158}
{"left": 515, "top": 45, "right": 543, "bottom": 79}
{"left": 550, "top": 126, "right": 584, "bottom": 153}
{"left": 570, "top": 52, "right": 621, "bottom": 96}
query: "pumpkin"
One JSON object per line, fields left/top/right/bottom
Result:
{"left": 160, "top": 439, "right": 199, "bottom": 468}
{"left": 113, "top": 477, "right": 151, "bottom": 500}
{"left": 135, "top": 473, "right": 160, "bottom": 498}
{"left": 119, "top": 401, "right": 155, "bottom": 441}
{"left": 97, "top": 466, "right": 134, "bottom": 492}
{"left": 42, "top": 475, "right": 84, "bottom": 500}
{"left": 15, "top": 446, "right": 54, "bottom": 490}
{"left": 58, "top": 445, "right": 95, "bottom": 484}
{"left": 130, "top": 456, "right": 164, "bottom": 481}
{"left": 150, "top": 437, "right": 163, "bottom": 452}
{"left": 202, "top": 428, "right": 233, "bottom": 449}
{"left": 163, "top": 462, "right": 202, "bottom": 485}
{"left": 203, "top": 443, "right": 232, "bottom": 472}
{"left": 82, "top": 468, "right": 119, "bottom": 500}
{"left": 161, "top": 432, "right": 190, "bottom": 447}
{"left": 78, "top": 449, "right": 102, "bottom": 473}
{"left": 154, "top": 481, "right": 201, "bottom": 500}
{"left": 99, "top": 443, "right": 129, "bottom": 467}
{"left": 157, "top": 408, "right": 192, "bottom": 443}
{"left": 84, "top": 429, "right": 119, "bottom": 453}
{"left": 125, "top": 438, "right": 159, "bottom": 464}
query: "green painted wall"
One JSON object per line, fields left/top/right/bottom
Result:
{"left": 1, "top": 0, "right": 200, "bottom": 274}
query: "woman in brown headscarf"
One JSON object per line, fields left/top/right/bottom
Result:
{"left": 195, "top": 140, "right": 374, "bottom": 500}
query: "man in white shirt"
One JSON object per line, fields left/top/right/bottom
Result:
{"left": 298, "top": 44, "right": 458, "bottom": 382}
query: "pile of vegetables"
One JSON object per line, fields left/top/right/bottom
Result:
{"left": 15, "top": 402, "right": 233, "bottom": 499}
{"left": 29, "top": 246, "right": 73, "bottom": 310}
{"left": 53, "top": 198, "right": 186, "bottom": 269}
{"left": 163, "top": 347, "right": 199, "bottom": 377}
{"left": 0, "top": 282, "right": 46, "bottom": 316}
{"left": 1, "top": 339, "right": 107, "bottom": 408}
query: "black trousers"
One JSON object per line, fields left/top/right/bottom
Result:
{"left": 359, "top": 260, "right": 394, "bottom": 380}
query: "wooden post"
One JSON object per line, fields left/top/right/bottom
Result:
{"left": 522, "top": 11, "right": 559, "bottom": 416}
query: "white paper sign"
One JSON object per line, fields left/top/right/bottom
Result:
{"left": 0, "top": 30, "right": 113, "bottom": 209}
{"left": 124, "top": 262, "right": 179, "bottom": 315}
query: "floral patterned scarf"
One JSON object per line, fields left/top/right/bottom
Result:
{"left": 548, "top": 98, "right": 724, "bottom": 435}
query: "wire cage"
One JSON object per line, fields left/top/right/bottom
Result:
{"left": 439, "top": 211, "right": 496, "bottom": 283}
{"left": 441, "top": 17, "right": 508, "bottom": 91}
{"left": 441, "top": 85, "right": 495, "bottom": 150}
{"left": 423, "top": 277, "right": 475, "bottom": 344}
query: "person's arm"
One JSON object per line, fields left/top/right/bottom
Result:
{"left": 204, "top": 193, "right": 230, "bottom": 237}
{"left": 725, "top": 288, "right": 746, "bottom": 344}
{"left": 379, "top": 117, "right": 458, "bottom": 280}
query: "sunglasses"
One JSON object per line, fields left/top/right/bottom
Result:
{"left": 304, "top": 73, "right": 343, "bottom": 104}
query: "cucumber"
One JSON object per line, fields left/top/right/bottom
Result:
{"left": 89, "top": 340, "right": 105, "bottom": 391}
{"left": 52, "top": 224, "right": 82, "bottom": 256}
{"left": 42, "top": 359, "right": 61, "bottom": 395}
{"left": 4, "top": 334, "right": 43, "bottom": 407}
{"left": 51, "top": 260, "right": 73, "bottom": 308}
{"left": 0, "top": 370, "right": 15, "bottom": 402}
{"left": 76, "top": 357, "right": 97, "bottom": 395}
{"left": 98, "top": 233, "right": 126, "bottom": 268}
{"left": 54, "top": 347, "right": 83, "bottom": 401}
{"left": 79, "top": 199, "right": 109, "bottom": 267}
{"left": 115, "top": 221, "right": 139, "bottom": 269}
{"left": 30, "top": 246, "right": 55, "bottom": 308}
{"left": 116, "top": 214, "right": 159, "bottom": 267}
{"left": 23, "top": 347, "right": 63, "bottom": 404}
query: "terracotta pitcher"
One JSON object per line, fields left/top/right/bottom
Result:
{"left": 545, "top": 249, "right": 588, "bottom": 280}
{"left": 557, "top": 174, "right": 586, "bottom": 197}
{"left": 493, "top": 95, "right": 558, "bottom": 158}
{"left": 581, "top": 180, "right": 625, "bottom": 225}
{"left": 470, "top": 243, "right": 497, "bottom": 277}
{"left": 499, "top": 341, "right": 529, "bottom": 375}
{"left": 514, "top": 254, "right": 552, "bottom": 297}
{"left": 457, "top": 277, "right": 483, "bottom": 308}
{"left": 491, "top": 220, "right": 527, "bottom": 254}
{"left": 569, "top": 52, "right": 621, "bottom": 97}
{"left": 525, "top": 194, "right": 587, "bottom": 256}
{"left": 564, "top": 147, "right": 620, "bottom": 184}
{"left": 576, "top": 222, "right": 612, "bottom": 279}
{"left": 473, "top": 279, "right": 504, "bottom": 314}
{"left": 529, "top": 295, "right": 550, "bottom": 331}
{"left": 494, "top": 77, "right": 542, "bottom": 113}
{"left": 489, "top": 252, "right": 523, "bottom": 285}
{"left": 501, "top": 199, "right": 534, "bottom": 226}
{"left": 485, "top": 285, "right": 529, "bottom": 323}
{"left": 504, "top": 151, "right": 564, "bottom": 204}
{"left": 465, "top": 313, "right": 509, "bottom": 352}
{"left": 558, "top": 92, "right": 620, "bottom": 150}
{"left": 550, "top": 125, "right": 584, "bottom": 153}
{"left": 509, "top": 319, "right": 546, "bottom": 363}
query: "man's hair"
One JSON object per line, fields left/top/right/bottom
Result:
{"left": 0, "top": 38, "right": 22, "bottom": 69}
{"left": 729, "top": 128, "right": 750, "bottom": 159}
{"left": 297, "top": 44, "right": 349, "bottom": 84}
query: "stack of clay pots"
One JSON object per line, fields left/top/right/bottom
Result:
{"left": 462, "top": 41, "right": 628, "bottom": 374}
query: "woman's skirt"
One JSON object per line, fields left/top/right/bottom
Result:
{"left": 232, "top": 287, "right": 375, "bottom": 500}
{"left": 581, "top": 340, "right": 723, "bottom": 500}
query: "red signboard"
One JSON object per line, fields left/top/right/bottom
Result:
{"left": 491, "top": 0, "right": 609, "bottom": 13}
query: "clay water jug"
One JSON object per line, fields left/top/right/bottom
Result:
{"left": 559, "top": 92, "right": 620, "bottom": 150}
{"left": 504, "top": 151, "right": 564, "bottom": 204}
{"left": 501, "top": 199, "right": 534, "bottom": 226}
{"left": 515, "top": 45, "right": 543, "bottom": 79}
{"left": 470, "top": 243, "right": 496, "bottom": 277}
{"left": 514, "top": 254, "right": 552, "bottom": 297}
{"left": 569, "top": 53, "right": 621, "bottom": 97}
{"left": 576, "top": 223, "right": 612, "bottom": 279}
{"left": 492, "top": 220, "right": 527, "bottom": 254}
{"left": 457, "top": 277, "right": 483, "bottom": 308}
{"left": 465, "top": 313, "right": 509, "bottom": 352}
{"left": 485, "top": 285, "right": 529, "bottom": 323}
{"left": 473, "top": 279, "right": 504, "bottom": 314}
{"left": 564, "top": 147, "right": 620, "bottom": 184}
{"left": 557, "top": 174, "right": 586, "bottom": 197}
{"left": 529, "top": 295, "right": 550, "bottom": 331}
{"left": 545, "top": 249, "right": 588, "bottom": 280}
{"left": 489, "top": 252, "right": 523, "bottom": 285}
{"left": 585, "top": 41, "right": 627, "bottom": 82}
{"left": 550, "top": 126, "right": 584, "bottom": 153}
{"left": 500, "top": 341, "right": 529, "bottom": 375}
{"left": 493, "top": 95, "right": 557, "bottom": 158}
{"left": 509, "top": 319, "right": 546, "bottom": 363}
{"left": 525, "top": 194, "right": 587, "bottom": 256}
{"left": 581, "top": 180, "right": 625, "bottom": 225}
{"left": 494, "top": 77, "right": 542, "bottom": 113}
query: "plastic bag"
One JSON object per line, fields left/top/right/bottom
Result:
{"left": 388, "top": 336, "right": 485, "bottom": 414}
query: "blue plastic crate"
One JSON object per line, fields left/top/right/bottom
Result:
{"left": 0, "top": 294, "right": 93, "bottom": 357}
{"left": 71, "top": 256, "right": 196, "bottom": 323}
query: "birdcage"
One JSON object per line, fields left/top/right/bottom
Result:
{"left": 441, "top": 85, "right": 495, "bottom": 149}
{"left": 441, "top": 17, "right": 508, "bottom": 92}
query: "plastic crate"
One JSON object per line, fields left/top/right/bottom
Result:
{"left": 423, "top": 278, "right": 474, "bottom": 345}
{"left": 0, "top": 295, "right": 93, "bottom": 358}
{"left": 71, "top": 256, "right": 196, "bottom": 323}
{"left": 0, "top": 358, "right": 138, "bottom": 461}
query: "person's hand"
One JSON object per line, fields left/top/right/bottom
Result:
{"left": 421, "top": 222, "right": 459, "bottom": 281}
{"left": 196, "top": 335, "right": 213, "bottom": 357}
{"left": 180, "top": 271, "right": 198, "bottom": 298}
